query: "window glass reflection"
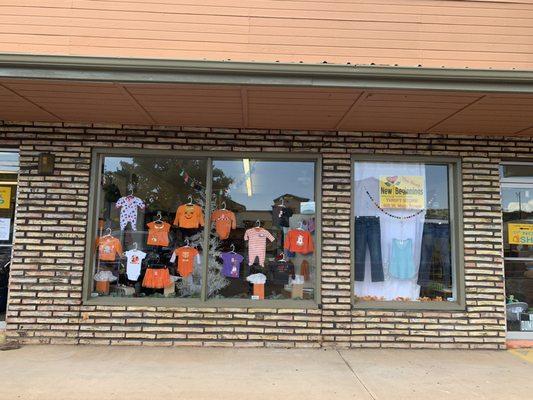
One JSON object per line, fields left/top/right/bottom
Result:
{"left": 208, "top": 159, "right": 317, "bottom": 300}
{"left": 94, "top": 156, "right": 207, "bottom": 299}
{"left": 353, "top": 161, "right": 454, "bottom": 302}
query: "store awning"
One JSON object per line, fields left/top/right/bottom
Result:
{"left": 1, "top": 55, "right": 532, "bottom": 136}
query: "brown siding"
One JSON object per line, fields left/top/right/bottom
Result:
{"left": 2, "top": 1, "right": 533, "bottom": 69}
{"left": 2, "top": 120, "right": 528, "bottom": 349}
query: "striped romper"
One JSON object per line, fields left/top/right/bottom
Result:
{"left": 244, "top": 227, "right": 275, "bottom": 267}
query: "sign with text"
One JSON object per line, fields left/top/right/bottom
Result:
{"left": 379, "top": 175, "right": 424, "bottom": 210}
{"left": 508, "top": 223, "right": 533, "bottom": 245}
{"left": 0, "top": 186, "right": 11, "bottom": 209}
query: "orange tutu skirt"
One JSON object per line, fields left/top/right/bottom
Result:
{"left": 142, "top": 268, "right": 172, "bottom": 289}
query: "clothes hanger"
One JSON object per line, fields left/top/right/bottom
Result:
{"left": 279, "top": 252, "right": 286, "bottom": 263}
{"left": 255, "top": 219, "right": 261, "bottom": 228}
{"left": 184, "top": 238, "right": 190, "bottom": 247}
{"left": 132, "top": 242, "right": 138, "bottom": 251}
{"left": 187, "top": 195, "right": 193, "bottom": 205}
{"left": 280, "top": 197, "right": 285, "bottom": 207}
{"left": 153, "top": 212, "right": 164, "bottom": 227}
{"left": 297, "top": 221, "right": 304, "bottom": 230}
{"left": 103, "top": 227, "right": 112, "bottom": 237}
{"left": 230, "top": 243, "right": 235, "bottom": 253}
{"left": 221, "top": 201, "right": 226, "bottom": 210}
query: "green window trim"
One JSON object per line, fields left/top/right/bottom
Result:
{"left": 350, "top": 154, "right": 466, "bottom": 311}
{"left": 83, "top": 148, "right": 323, "bottom": 309}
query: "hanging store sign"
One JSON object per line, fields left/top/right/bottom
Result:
{"left": 379, "top": 175, "right": 424, "bottom": 210}
{"left": 0, "top": 186, "right": 12, "bottom": 209}
{"left": 508, "top": 223, "right": 533, "bottom": 245}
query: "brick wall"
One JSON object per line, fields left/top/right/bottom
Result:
{"left": 3, "top": 121, "right": 531, "bottom": 349}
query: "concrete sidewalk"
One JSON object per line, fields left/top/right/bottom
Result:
{"left": 0, "top": 345, "right": 531, "bottom": 400}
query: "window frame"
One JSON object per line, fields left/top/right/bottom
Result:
{"left": 500, "top": 161, "right": 533, "bottom": 185}
{"left": 83, "top": 147, "right": 322, "bottom": 309}
{"left": 350, "top": 154, "right": 465, "bottom": 311}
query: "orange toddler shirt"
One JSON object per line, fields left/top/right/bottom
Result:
{"left": 97, "top": 236, "right": 123, "bottom": 261}
{"left": 146, "top": 221, "right": 171, "bottom": 247}
{"left": 174, "top": 204, "right": 204, "bottom": 229}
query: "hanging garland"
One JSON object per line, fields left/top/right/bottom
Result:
{"left": 362, "top": 185, "right": 435, "bottom": 220}
{"left": 178, "top": 166, "right": 205, "bottom": 193}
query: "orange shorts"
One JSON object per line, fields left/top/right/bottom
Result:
{"left": 142, "top": 268, "right": 171, "bottom": 289}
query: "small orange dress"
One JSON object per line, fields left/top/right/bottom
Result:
{"left": 142, "top": 268, "right": 172, "bottom": 289}
{"left": 146, "top": 221, "right": 171, "bottom": 247}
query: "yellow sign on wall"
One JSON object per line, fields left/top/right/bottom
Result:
{"left": 379, "top": 175, "right": 425, "bottom": 210}
{"left": 508, "top": 223, "right": 533, "bottom": 245}
{"left": 0, "top": 186, "right": 11, "bottom": 209}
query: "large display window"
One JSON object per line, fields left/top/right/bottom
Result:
{"left": 86, "top": 150, "right": 319, "bottom": 305}
{"left": 352, "top": 158, "right": 462, "bottom": 307}
{"left": 93, "top": 155, "right": 207, "bottom": 299}
{"left": 208, "top": 159, "right": 317, "bottom": 300}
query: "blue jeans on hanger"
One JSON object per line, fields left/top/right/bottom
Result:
{"left": 417, "top": 222, "right": 451, "bottom": 288}
{"left": 354, "top": 216, "right": 384, "bottom": 282}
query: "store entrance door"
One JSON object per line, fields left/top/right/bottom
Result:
{"left": 0, "top": 151, "right": 19, "bottom": 323}
{"left": 501, "top": 163, "right": 533, "bottom": 340}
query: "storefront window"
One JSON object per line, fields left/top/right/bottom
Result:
{"left": 208, "top": 159, "right": 317, "bottom": 300}
{"left": 89, "top": 152, "right": 318, "bottom": 303}
{"left": 501, "top": 163, "right": 533, "bottom": 334}
{"left": 93, "top": 155, "right": 207, "bottom": 299}
{"left": 353, "top": 160, "right": 457, "bottom": 304}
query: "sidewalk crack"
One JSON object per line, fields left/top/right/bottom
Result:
{"left": 337, "top": 350, "right": 377, "bottom": 400}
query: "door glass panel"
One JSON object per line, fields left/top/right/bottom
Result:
{"left": 502, "top": 181, "right": 533, "bottom": 333}
{"left": 0, "top": 151, "right": 19, "bottom": 320}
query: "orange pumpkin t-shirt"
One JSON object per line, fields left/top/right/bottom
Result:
{"left": 171, "top": 246, "right": 200, "bottom": 278}
{"left": 97, "top": 236, "right": 123, "bottom": 261}
{"left": 146, "top": 221, "right": 171, "bottom": 247}
{"left": 173, "top": 204, "right": 204, "bottom": 229}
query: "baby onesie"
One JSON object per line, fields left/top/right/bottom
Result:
{"left": 244, "top": 227, "right": 275, "bottom": 267}
{"left": 210, "top": 209, "right": 236, "bottom": 240}
{"left": 124, "top": 249, "right": 147, "bottom": 281}
{"left": 115, "top": 195, "right": 145, "bottom": 231}
{"left": 170, "top": 246, "right": 200, "bottom": 278}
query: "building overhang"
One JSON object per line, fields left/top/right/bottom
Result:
{"left": 1, "top": 54, "right": 532, "bottom": 136}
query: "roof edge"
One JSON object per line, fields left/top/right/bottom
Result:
{"left": 1, "top": 53, "right": 533, "bottom": 93}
